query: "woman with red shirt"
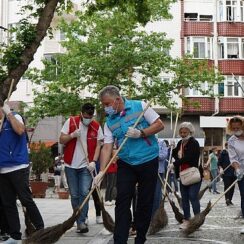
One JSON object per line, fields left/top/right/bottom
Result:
{"left": 172, "top": 122, "right": 203, "bottom": 230}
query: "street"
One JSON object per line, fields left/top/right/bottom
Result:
{"left": 2, "top": 180, "right": 244, "bottom": 244}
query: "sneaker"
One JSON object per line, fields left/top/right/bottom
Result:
{"left": 96, "top": 216, "right": 103, "bottom": 224}
{"left": 3, "top": 238, "right": 21, "bottom": 244}
{"left": 129, "top": 227, "right": 137, "bottom": 236}
{"left": 179, "top": 220, "right": 189, "bottom": 230}
{"left": 104, "top": 201, "right": 112, "bottom": 206}
{"left": 240, "top": 227, "right": 244, "bottom": 234}
{"left": 77, "top": 223, "right": 89, "bottom": 233}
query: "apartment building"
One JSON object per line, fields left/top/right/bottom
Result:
{"left": 1, "top": 0, "right": 244, "bottom": 157}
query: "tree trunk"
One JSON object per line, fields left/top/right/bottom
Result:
{"left": 0, "top": 0, "right": 59, "bottom": 101}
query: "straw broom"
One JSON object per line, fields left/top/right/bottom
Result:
{"left": 24, "top": 100, "right": 153, "bottom": 244}
{"left": 159, "top": 173, "right": 184, "bottom": 224}
{"left": 78, "top": 132, "right": 115, "bottom": 233}
{"left": 0, "top": 79, "right": 15, "bottom": 132}
{"left": 198, "top": 164, "right": 231, "bottom": 200}
{"left": 183, "top": 178, "right": 238, "bottom": 236}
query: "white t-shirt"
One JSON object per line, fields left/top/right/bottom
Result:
{"left": 0, "top": 114, "right": 29, "bottom": 174}
{"left": 61, "top": 119, "right": 104, "bottom": 169}
{"left": 104, "top": 101, "right": 159, "bottom": 144}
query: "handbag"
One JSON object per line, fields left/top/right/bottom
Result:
{"left": 180, "top": 167, "right": 201, "bottom": 186}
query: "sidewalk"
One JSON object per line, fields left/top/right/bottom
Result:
{"left": 1, "top": 181, "right": 244, "bottom": 243}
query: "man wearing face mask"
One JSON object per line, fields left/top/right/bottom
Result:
{"left": 93, "top": 85, "right": 164, "bottom": 244}
{"left": 59, "top": 103, "right": 104, "bottom": 233}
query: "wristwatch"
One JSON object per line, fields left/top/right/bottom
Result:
{"left": 139, "top": 129, "right": 146, "bottom": 138}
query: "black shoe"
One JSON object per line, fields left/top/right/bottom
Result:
{"left": 230, "top": 201, "right": 234, "bottom": 205}
{"left": 226, "top": 199, "right": 231, "bottom": 206}
{"left": 0, "top": 233, "right": 10, "bottom": 241}
{"left": 214, "top": 191, "right": 220, "bottom": 194}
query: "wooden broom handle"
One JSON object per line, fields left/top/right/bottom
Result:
{"left": 210, "top": 178, "right": 238, "bottom": 209}
{"left": 163, "top": 112, "right": 179, "bottom": 196}
{"left": 208, "top": 163, "right": 231, "bottom": 186}
{"left": 0, "top": 79, "right": 15, "bottom": 131}
{"left": 75, "top": 99, "right": 153, "bottom": 215}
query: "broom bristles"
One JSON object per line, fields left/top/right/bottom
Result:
{"left": 148, "top": 200, "right": 168, "bottom": 235}
{"left": 168, "top": 198, "right": 184, "bottom": 224}
{"left": 183, "top": 201, "right": 211, "bottom": 236}
{"left": 23, "top": 209, "right": 77, "bottom": 244}
{"left": 198, "top": 185, "right": 209, "bottom": 200}
{"left": 98, "top": 196, "right": 115, "bottom": 233}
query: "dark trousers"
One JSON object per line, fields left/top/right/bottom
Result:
{"left": 180, "top": 181, "right": 202, "bottom": 220}
{"left": 223, "top": 175, "right": 236, "bottom": 202}
{"left": 114, "top": 157, "right": 158, "bottom": 244}
{"left": 238, "top": 178, "right": 244, "bottom": 217}
{"left": 0, "top": 197, "right": 9, "bottom": 234}
{"left": 92, "top": 190, "right": 101, "bottom": 217}
{"left": 0, "top": 167, "right": 44, "bottom": 240}
{"left": 105, "top": 173, "right": 117, "bottom": 202}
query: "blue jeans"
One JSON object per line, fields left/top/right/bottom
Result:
{"left": 238, "top": 178, "right": 244, "bottom": 217}
{"left": 65, "top": 167, "right": 92, "bottom": 225}
{"left": 210, "top": 169, "right": 218, "bottom": 192}
{"left": 180, "top": 181, "right": 202, "bottom": 220}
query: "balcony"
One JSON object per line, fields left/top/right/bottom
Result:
{"left": 184, "top": 21, "right": 213, "bottom": 36}
{"left": 218, "top": 22, "right": 244, "bottom": 36}
{"left": 218, "top": 60, "right": 244, "bottom": 75}
{"left": 219, "top": 97, "right": 244, "bottom": 114}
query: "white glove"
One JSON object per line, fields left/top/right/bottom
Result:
{"left": 219, "top": 167, "right": 224, "bottom": 175}
{"left": 87, "top": 161, "right": 96, "bottom": 173}
{"left": 168, "top": 163, "right": 174, "bottom": 171}
{"left": 92, "top": 171, "right": 104, "bottom": 187}
{"left": 2, "top": 103, "right": 11, "bottom": 115}
{"left": 70, "top": 128, "right": 81, "bottom": 138}
{"left": 126, "top": 127, "right": 141, "bottom": 138}
{"left": 235, "top": 168, "right": 244, "bottom": 181}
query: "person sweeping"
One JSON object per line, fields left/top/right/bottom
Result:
{"left": 171, "top": 122, "right": 203, "bottom": 230}
{"left": 93, "top": 85, "right": 164, "bottom": 244}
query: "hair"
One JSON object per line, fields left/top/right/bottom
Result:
{"left": 226, "top": 116, "right": 244, "bottom": 135}
{"left": 98, "top": 85, "right": 121, "bottom": 100}
{"left": 81, "top": 103, "right": 95, "bottom": 116}
{"left": 178, "top": 122, "right": 195, "bottom": 135}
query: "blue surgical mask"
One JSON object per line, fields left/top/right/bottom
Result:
{"left": 234, "top": 130, "right": 243, "bottom": 136}
{"left": 105, "top": 106, "right": 116, "bottom": 115}
{"left": 82, "top": 118, "right": 92, "bottom": 126}
{"left": 182, "top": 135, "right": 191, "bottom": 141}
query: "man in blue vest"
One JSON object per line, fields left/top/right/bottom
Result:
{"left": 0, "top": 102, "right": 44, "bottom": 244}
{"left": 93, "top": 86, "right": 164, "bottom": 244}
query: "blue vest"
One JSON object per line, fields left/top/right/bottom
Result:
{"left": 106, "top": 99, "right": 159, "bottom": 165}
{"left": 0, "top": 114, "right": 29, "bottom": 167}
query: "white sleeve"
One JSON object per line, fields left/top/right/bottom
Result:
{"left": 97, "top": 126, "right": 104, "bottom": 141}
{"left": 141, "top": 101, "right": 160, "bottom": 124}
{"left": 15, "top": 114, "right": 24, "bottom": 124}
{"left": 104, "top": 123, "right": 114, "bottom": 144}
{"left": 61, "top": 118, "right": 70, "bottom": 134}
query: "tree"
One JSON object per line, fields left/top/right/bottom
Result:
{"left": 0, "top": 0, "right": 165, "bottom": 104}
{"left": 26, "top": 5, "right": 222, "bottom": 124}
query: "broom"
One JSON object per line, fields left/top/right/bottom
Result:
{"left": 158, "top": 173, "right": 184, "bottom": 224}
{"left": 24, "top": 100, "right": 153, "bottom": 244}
{"left": 183, "top": 178, "right": 238, "bottom": 236}
{"left": 77, "top": 130, "right": 115, "bottom": 233}
{"left": 163, "top": 112, "right": 179, "bottom": 198}
{"left": 198, "top": 164, "right": 232, "bottom": 200}
{"left": 0, "top": 79, "right": 14, "bottom": 132}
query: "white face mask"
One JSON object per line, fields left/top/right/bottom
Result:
{"left": 234, "top": 130, "right": 243, "bottom": 137}
{"left": 181, "top": 135, "right": 191, "bottom": 141}
{"left": 82, "top": 118, "right": 92, "bottom": 126}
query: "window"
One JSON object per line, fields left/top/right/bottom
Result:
{"left": 226, "top": 75, "right": 243, "bottom": 96}
{"left": 185, "top": 82, "right": 209, "bottom": 96}
{"left": 226, "top": 0, "right": 238, "bottom": 21}
{"left": 199, "top": 15, "right": 213, "bottom": 21}
{"left": 218, "top": 37, "right": 243, "bottom": 59}
{"left": 218, "top": 0, "right": 243, "bottom": 21}
{"left": 185, "top": 37, "right": 212, "bottom": 59}
{"left": 227, "top": 38, "right": 239, "bottom": 58}
{"left": 204, "top": 128, "right": 223, "bottom": 147}
{"left": 184, "top": 13, "right": 198, "bottom": 21}
{"left": 218, "top": 83, "right": 225, "bottom": 95}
